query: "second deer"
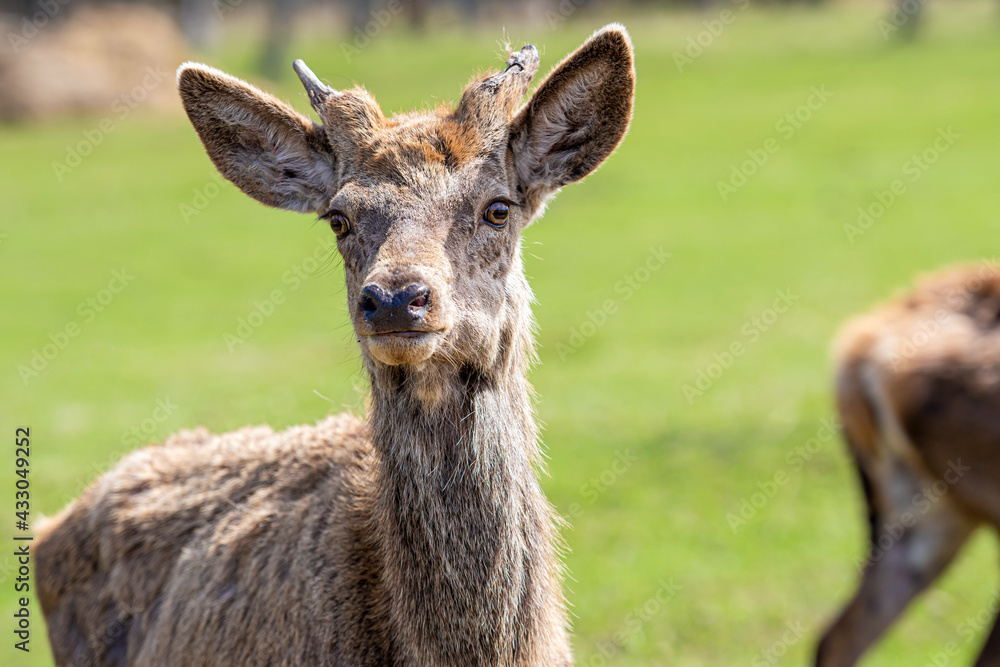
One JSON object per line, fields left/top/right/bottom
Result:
{"left": 817, "top": 262, "right": 1000, "bottom": 666}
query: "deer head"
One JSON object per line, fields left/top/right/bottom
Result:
{"left": 178, "top": 25, "right": 634, "bottom": 394}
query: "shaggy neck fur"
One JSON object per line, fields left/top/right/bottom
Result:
{"left": 365, "top": 268, "right": 567, "bottom": 665}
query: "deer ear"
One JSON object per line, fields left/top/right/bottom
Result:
{"left": 508, "top": 24, "right": 635, "bottom": 208}
{"left": 177, "top": 63, "right": 337, "bottom": 214}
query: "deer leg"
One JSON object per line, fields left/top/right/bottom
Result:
{"left": 816, "top": 458, "right": 976, "bottom": 667}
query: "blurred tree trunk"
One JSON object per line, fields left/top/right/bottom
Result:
{"left": 892, "top": 0, "right": 924, "bottom": 39}
{"left": 348, "top": 0, "right": 373, "bottom": 31}
{"left": 179, "top": 0, "right": 221, "bottom": 49}
{"left": 258, "top": 0, "right": 305, "bottom": 81}
{"left": 456, "top": 0, "right": 482, "bottom": 21}
{"left": 408, "top": 0, "right": 428, "bottom": 31}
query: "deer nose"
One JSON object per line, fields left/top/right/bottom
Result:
{"left": 359, "top": 283, "right": 431, "bottom": 333}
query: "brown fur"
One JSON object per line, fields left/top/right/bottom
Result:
{"left": 35, "top": 25, "right": 635, "bottom": 666}
{"left": 817, "top": 262, "right": 1000, "bottom": 666}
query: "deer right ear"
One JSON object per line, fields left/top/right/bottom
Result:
{"left": 177, "top": 63, "right": 337, "bottom": 214}
{"left": 508, "top": 24, "right": 635, "bottom": 212}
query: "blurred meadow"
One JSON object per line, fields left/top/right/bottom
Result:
{"left": 4, "top": 0, "right": 1000, "bottom": 664}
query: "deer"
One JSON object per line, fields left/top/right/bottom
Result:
{"left": 816, "top": 261, "right": 1000, "bottom": 666}
{"left": 33, "top": 24, "right": 635, "bottom": 667}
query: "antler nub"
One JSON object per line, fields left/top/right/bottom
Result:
{"left": 482, "top": 44, "right": 539, "bottom": 94}
{"left": 504, "top": 44, "right": 539, "bottom": 75}
{"left": 293, "top": 59, "right": 336, "bottom": 112}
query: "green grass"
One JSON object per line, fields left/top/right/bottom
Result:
{"left": 5, "top": 1, "right": 1000, "bottom": 664}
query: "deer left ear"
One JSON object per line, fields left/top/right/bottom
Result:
{"left": 508, "top": 24, "right": 635, "bottom": 209}
{"left": 177, "top": 63, "right": 338, "bottom": 214}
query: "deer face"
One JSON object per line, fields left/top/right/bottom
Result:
{"left": 179, "top": 26, "right": 634, "bottom": 372}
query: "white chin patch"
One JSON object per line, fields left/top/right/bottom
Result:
{"left": 364, "top": 333, "right": 438, "bottom": 367}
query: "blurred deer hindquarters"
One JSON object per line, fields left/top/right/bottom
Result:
{"left": 33, "top": 25, "right": 635, "bottom": 667}
{"left": 816, "top": 262, "right": 1000, "bottom": 666}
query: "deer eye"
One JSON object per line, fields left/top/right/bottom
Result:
{"left": 325, "top": 211, "right": 351, "bottom": 239}
{"left": 482, "top": 201, "right": 510, "bottom": 228}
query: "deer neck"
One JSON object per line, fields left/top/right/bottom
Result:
{"left": 365, "top": 295, "right": 566, "bottom": 664}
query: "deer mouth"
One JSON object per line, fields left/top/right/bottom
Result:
{"left": 360, "top": 329, "right": 440, "bottom": 340}
{"left": 371, "top": 331, "right": 429, "bottom": 339}
{"left": 360, "top": 329, "right": 442, "bottom": 365}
